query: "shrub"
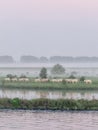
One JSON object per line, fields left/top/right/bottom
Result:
{"left": 39, "top": 67, "right": 47, "bottom": 79}
{"left": 51, "top": 64, "right": 65, "bottom": 75}
{"left": 68, "top": 75, "right": 76, "bottom": 79}
{"left": 80, "top": 76, "right": 85, "bottom": 82}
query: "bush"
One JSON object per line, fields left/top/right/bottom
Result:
{"left": 39, "top": 67, "right": 47, "bottom": 79}
{"left": 51, "top": 64, "right": 65, "bottom": 75}
{"left": 68, "top": 75, "right": 76, "bottom": 79}
{"left": 62, "top": 79, "right": 66, "bottom": 85}
{"left": 20, "top": 75, "right": 27, "bottom": 78}
{"left": 80, "top": 76, "right": 85, "bottom": 82}
{"left": 0, "top": 98, "right": 98, "bottom": 110}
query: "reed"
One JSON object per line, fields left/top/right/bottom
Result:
{"left": 0, "top": 98, "right": 98, "bottom": 110}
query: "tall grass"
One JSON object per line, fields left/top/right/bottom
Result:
{"left": 1, "top": 80, "right": 98, "bottom": 90}
{"left": 0, "top": 98, "right": 98, "bottom": 110}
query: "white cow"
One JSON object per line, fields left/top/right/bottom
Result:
{"left": 51, "top": 79, "right": 63, "bottom": 82}
{"left": 11, "top": 78, "right": 18, "bottom": 81}
{"left": 34, "top": 79, "right": 41, "bottom": 82}
{"left": 65, "top": 79, "right": 78, "bottom": 83}
{"left": 40, "top": 78, "right": 49, "bottom": 82}
{"left": 18, "top": 78, "right": 29, "bottom": 82}
{"left": 84, "top": 80, "right": 92, "bottom": 84}
{"left": 71, "top": 79, "right": 79, "bottom": 83}
{"left": 24, "top": 78, "right": 29, "bottom": 82}
{"left": 4, "top": 78, "right": 11, "bottom": 81}
{"left": 65, "top": 79, "right": 72, "bottom": 83}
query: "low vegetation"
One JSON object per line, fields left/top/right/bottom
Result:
{"left": 0, "top": 98, "right": 98, "bottom": 110}
{"left": 1, "top": 79, "right": 98, "bottom": 90}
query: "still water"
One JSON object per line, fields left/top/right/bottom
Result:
{"left": 0, "top": 110, "right": 98, "bottom": 130}
{"left": 0, "top": 88, "right": 98, "bottom": 100}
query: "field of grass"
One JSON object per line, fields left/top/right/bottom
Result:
{"left": 0, "top": 98, "right": 98, "bottom": 110}
{"left": 0, "top": 77, "right": 98, "bottom": 90}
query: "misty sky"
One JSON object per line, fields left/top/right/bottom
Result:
{"left": 0, "top": 0, "right": 98, "bottom": 60}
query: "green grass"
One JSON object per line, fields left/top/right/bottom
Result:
{"left": 0, "top": 77, "right": 98, "bottom": 90}
{"left": 1, "top": 81, "right": 98, "bottom": 90}
{"left": 0, "top": 98, "right": 98, "bottom": 110}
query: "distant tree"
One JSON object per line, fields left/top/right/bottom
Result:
{"left": 20, "top": 74, "right": 27, "bottom": 78}
{"left": 40, "top": 57, "right": 48, "bottom": 63}
{"left": 6, "top": 74, "right": 14, "bottom": 79}
{"left": 49, "top": 56, "right": 74, "bottom": 63}
{"left": 20, "top": 56, "right": 39, "bottom": 63}
{"left": 80, "top": 76, "right": 85, "bottom": 82}
{"left": 62, "top": 79, "right": 66, "bottom": 85}
{"left": 39, "top": 67, "right": 47, "bottom": 79}
{"left": 51, "top": 64, "right": 65, "bottom": 75}
{"left": 68, "top": 75, "right": 76, "bottom": 79}
{"left": 6, "top": 74, "right": 17, "bottom": 79}
{"left": 0, "top": 56, "right": 14, "bottom": 63}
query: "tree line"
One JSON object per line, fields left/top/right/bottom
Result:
{"left": 20, "top": 56, "right": 98, "bottom": 63}
{"left": 0, "top": 55, "right": 98, "bottom": 63}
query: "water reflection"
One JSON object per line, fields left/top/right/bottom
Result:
{"left": 0, "top": 88, "right": 98, "bottom": 100}
{"left": 0, "top": 110, "right": 98, "bottom": 130}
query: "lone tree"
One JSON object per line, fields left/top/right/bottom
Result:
{"left": 51, "top": 64, "right": 65, "bottom": 75}
{"left": 68, "top": 75, "right": 76, "bottom": 79}
{"left": 6, "top": 74, "right": 17, "bottom": 79}
{"left": 39, "top": 67, "right": 47, "bottom": 79}
{"left": 80, "top": 76, "right": 85, "bottom": 82}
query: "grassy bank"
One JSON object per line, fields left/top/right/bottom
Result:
{"left": 1, "top": 81, "right": 98, "bottom": 90}
{"left": 0, "top": 98, "right": 98, "bottom": 110}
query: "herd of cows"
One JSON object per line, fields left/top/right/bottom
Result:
{"left": 4, "top": 77, "right": 92, "bottom": 84}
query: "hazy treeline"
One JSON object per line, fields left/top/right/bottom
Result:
{"left": 0, "top": 56, "right": 14, "bottom": 63}
{"left": 1, "top": 55, "right": 98, "bottom": 63}
{"left": 20, "top": 56, "right": 98, "bottom": 63}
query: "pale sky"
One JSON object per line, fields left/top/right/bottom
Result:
{"left": 0, "top": 0, "right": 98, "bottom": 60}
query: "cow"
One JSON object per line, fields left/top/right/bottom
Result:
{"left": 51, "top": 79, "right": 63, "bottom": 82}
{"left": 40, "top": 78, "right": 49, "bottom": 82}
{"left": 11, "top": 78, "right": 18, "bottom": 82}
{"left": 84, "top": 80, "right": 92, "bottom": 84}
{"left": 65, "top": 79, "right": 78, "bottom": 83}
{"left": 34, "top": 79, "right": 41, "bottom": 82}
{"left": 65, "top": 79, "right": 72, "bottom": 83}
{"left": 4, "top": 78, "right": 11, "bottom": 81}
{"left": 24, "top": 78, "right": 29, "bottom": 82}
{"left": 71, "top": 79, "right": 79, "bottom": 83}
{"left": 18, "top": 78, "right": 29, "bottom": 82}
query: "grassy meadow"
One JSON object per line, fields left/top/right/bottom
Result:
{"left": 0, "top": 77, "right": 98, "bottom": 90}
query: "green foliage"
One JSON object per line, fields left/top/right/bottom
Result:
{"left": 62, "top": 79, "right": 66, "bottom": 85}
{"left": 80, "top": 76, "right": 85, "bottom": 82}
{"left": 68, "top": 75, "right": 76, "bottom": 79}
{"left": 39, "top": 67, "right": 47, "bottom": 79}
{"left": 51, "top": 64, "right": 65, "bottom": 75}
{"left": 0, "top": 98, "right": 98, "bottom": 110}
{"left": 2, "top": 80, "right": 5, "bottom": 86}
{"left": 6, "top": 74, "right": 13, "bottom": 79}
{"left": 6, "top": 74, "right": 17, "bottom": 79}
{"left": 11, "top": 98, "right": 20, "bottom": 108}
